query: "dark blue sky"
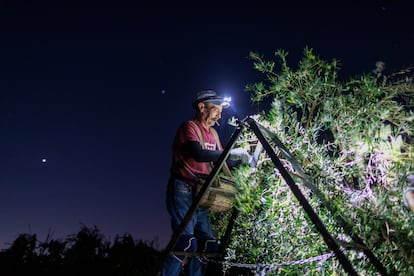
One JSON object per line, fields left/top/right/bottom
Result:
{"left": 0, "top": 3, "right": 412, "bottom": 249}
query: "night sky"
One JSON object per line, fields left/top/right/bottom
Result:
{"left": 1, "top": 3, "right": 412, "bottom": 250}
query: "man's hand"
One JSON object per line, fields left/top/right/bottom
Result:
{"left": 229, "top": 147, "right": 252, "bottom": 164}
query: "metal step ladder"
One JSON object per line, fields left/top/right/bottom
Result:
{"left": 157, "top": 116, "right": 387, "bottom": 276}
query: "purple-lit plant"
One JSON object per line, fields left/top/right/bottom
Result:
{"left": 218, "top": 48, "right": 414, "bottom": 275}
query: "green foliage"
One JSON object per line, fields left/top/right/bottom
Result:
{"left": 223, "top": 48, "right": 414, "bottom": 275}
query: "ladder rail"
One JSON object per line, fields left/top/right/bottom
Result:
{"left": 254, "top": 120, "right": 387, "bottom": 275}
{"left": 246, "top": 117, "right": 359, "bottom": 276}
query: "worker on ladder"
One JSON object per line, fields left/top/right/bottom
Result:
{"left": 162, "top": 90, "right": 251, "bottom": 275}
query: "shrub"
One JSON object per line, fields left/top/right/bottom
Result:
{"left": 220, "top": 48, "right": 414, "bottom": 275}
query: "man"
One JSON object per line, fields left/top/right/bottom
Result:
{"left": 162, "top": 90, "right": 251, "bottom": 275}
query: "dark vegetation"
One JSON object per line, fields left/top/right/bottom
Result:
{"left": 0, "top": 225, "right": 162, "bottom": 276}
{"left": 0, "top": 225, "right": 252, "bottom": 276}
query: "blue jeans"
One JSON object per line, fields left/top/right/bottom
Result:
{"left": 162, "top": 178, "right": 214, "bottom": 276}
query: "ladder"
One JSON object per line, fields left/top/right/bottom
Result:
{"left": 157, "top": 116, "right": 387, "bottom": 276}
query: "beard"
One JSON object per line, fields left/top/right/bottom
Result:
{"left": 205, "top": 117, "right": 219, "bottom": 127}
{"left": 210, "top": 117, "right": 220, "bottom": 126}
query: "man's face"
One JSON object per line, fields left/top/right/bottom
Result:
{"left": 199, "top": 102, "right": 223, "bottom": 127}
